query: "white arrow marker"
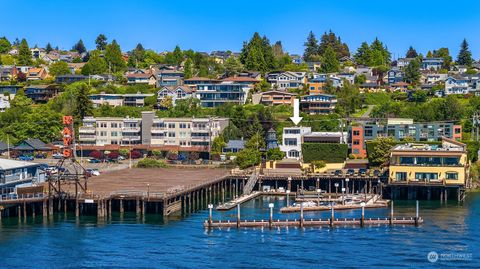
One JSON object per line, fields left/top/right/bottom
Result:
{"left": 290, "top": 98, "right": 303, "bottom": 125}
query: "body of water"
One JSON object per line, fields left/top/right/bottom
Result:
{"left": 1, "top": 193, "right": 479, "bottom": 268}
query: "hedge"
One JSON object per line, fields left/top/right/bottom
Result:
{"left": 301, "top": 143, "right": 348, "bottom": 163}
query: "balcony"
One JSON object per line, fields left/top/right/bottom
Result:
{"left": 151, "top": 127, "right": 167, "bottom": 134}
{"left": 79, "top": 126, "right": 96, "bottom": 134}
{"left": 121, "top": 136, "right": 141, "bottom": 141}
{"left": 122, "top": 127, "right": 141, "bottom": 132}
{"left": 79, "top": 135, "right": 96, "bottom": 141}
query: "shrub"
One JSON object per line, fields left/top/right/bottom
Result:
{"left": 137, "top": 158, "right": 168, "bottom": 168}
{"left": 188, "top": 152, "right": 200, "bottom": 160}
{"left": 266, "top": 148, "right": 285, "bottom": 161}
{"left": 301, "top": 143, "right": 348, "bottom": 163}
{"left": 89, "top": 150, "right": 103, "bottom": 159}
{"left": 107, "top": 151, "right": 119, "bottom": 159}
{"left": 130, "top": 150, "right": 142, "bottom": 159}
{"left": 235, "top": 149, "right": 261, "bottom": 169}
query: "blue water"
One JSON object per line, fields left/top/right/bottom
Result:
{"left": 0, "top": 193, "right": 479, "bottom": 268}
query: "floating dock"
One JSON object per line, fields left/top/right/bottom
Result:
{"left": 216, "top": 191, "right": 262, "bottom": 211}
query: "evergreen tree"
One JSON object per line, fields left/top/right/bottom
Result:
{"left": 183, "top": 58, "right": 193, "bottom": 79}
{"left": 45, "top": 42, "right": 53, "bottom": 53}
{"left": 320, "top": 45, "right": 340, "bottom": 73}
{"left": 456, "top": 39, "right": 473, "bottom": 66}
{"left": 0, "top": 36, "right": 11, "bottom": 53}
{"left": 95, "top": 34, "right": 107, "bottom": 50}
{"left": 81, "top": 50, "right": 107, "bottom": 75}
{"left": 272, "top": 41, "right": 284, "bottom": 59}
{"left": 49, "top": 61, "right": 71, "bottom": 76}
{"left": 405, "top": 46, "right": 418, "bottom": 58}
{"left": 17, "top": 38, "right": 32, "bottom": 65}
{"left": 303, "top": 31, "right": 320, "bottom": 62}
{"left": 239, "top": 32, "right": 277, "bottom": 73}
{"left": 74, "top": 83, "right": 94, "bottom": 120}
{"left": 72, "top": 39, "right": 86, "bottom": 54}
{"left": 318, "top": 30, "right": 350, "bottom": 59}
{"left": 172, "top": 45, "right": 184, "bottom": 66}
{"left": 404, "top": 59, "right": 421, "bottom": 85}
{"left": 354, "top": 42, "right": 371, "bottom": 66}
{"left": 426, "top": 51, "right": 433, "bottom": 58}
{"left": 224, "top": 57, "right": 243, "bottom": 77}
{"left": 369, "top": 38, "right": 391, "bottom": 66}
{"left": 128, "top": 43, "right": 146, "bottom": 67}
{"left": 104, "top": 40, "right": 126, "bottom": 73}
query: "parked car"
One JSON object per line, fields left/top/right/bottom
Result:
{"left": 89, "top": 169, "right": 100, "bottom": 176}
{"left": 18, "top": 155, "right": 34, "bottom": 161}
{"left": 373, "top": 170, "right": 382, "bottom": 177}
{"left": 334, "top": 170, "right": 343, "bottom": 176}
{"left": 88, "top": 158, "right": 101, "bottom": 163}
{"left": 117, "top": 156, "right": 125, "bottom": 161}
{"left": 52, "top": 153, "right": 63, "bottom": 159}
{"left": 359, "top": 168, "right": 367, "bottom": 175}
{"left": 35, "top": 153, "right": 47, "bottom": 159}
{"left": 347, "top": 169, "right": 355, "bottom": 176}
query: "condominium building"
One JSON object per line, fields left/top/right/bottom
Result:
{"left": 78, "top": 112, "right": 229, "bottom": 151}
{"left": 349, "top": 118, "right": 462, "bottom": 158}
{"left": 389, "top": 137, "right": 467, "bottom": 186}
{"left": 300, "top": 94, "right": 337, "bottom": 115}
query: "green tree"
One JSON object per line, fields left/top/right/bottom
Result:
{"left": 74, "top": 83, "right": 94, "bottom": 120}
{"left": 369, "top": 137, "right": 396, "bottom": 165}
{"left": 303, "top": 31, "right": 320, "bottom": 62}
{"left": 456, "top": 39, "right": 473, "bottom": 67}
{"left": 0, "top": 36, "right": 11, "bottom": 53}
{"left": 49, "top": 61, "right": 71, "bottom": 76}
{"left": 128, "top": 43, "right": 146, "bottom": 67}
{"left": 337, "top": 81, "right": 360, "bottom": 116}
{"left": 95, "top": 34, "right": 108, "bottom": 50}
{"left": 245, "top": 132, "right": 266, "bottom": 150}
{"left": 172, "top": 45, "right": 184, "bottom": 66}
{"left": 81, "top": 50, "right": 107, "bottom": 75}
{"left": 240, "top": 32, "right": 277, "bottom": 73}
{"left": 318, "top": 30, "right": 350, "bottom": 59}
{"left": 354, "top": 42, "right": 371, "bottom": 66}
{"left": 211, "top": 136, "right": 226, "bottom": 154}
{"left": 159, "top": 96, "right": 173, "bottom": 109}
{"left": 411, "top": 90, "right": 427, "bottom": 103}
{"left": 105, "top": 40, "right": 126, "bottom": 73}
{"left": 10, "top": 89, "right": 33, "bottom": 108}
{"left": 72, "top": 39, "right": 86, "bottom": 54}
{"left": 406, "top": 46, "right": 418, "bottom": 58}
{"left": 404, "top": 59, "right": 421, "bottom": 85}
{"left": 266, "top": 148, "right": 285, "bottom": 161}
{"left": 183, "top": 58, "right": 193, "bottom": 79}
{"left": 224, "top": 57, "right": 243, "bottom": 77}
{"left": 369, "top": 38, "right": 391, "bottom": 66}
{"left": 320, "top": 45, "right": 340, "bottom": 73}
{"left": 235, "top": 148, "right": 261, "bottom": 169}
{"left": 17, "top": 38, "right": 32, "bottom": 65}
{"left": 432, "top": 48, "right": 452, "bottom": 70}
{"left": 45, "top": 42, "right": 53, "bottom": 53}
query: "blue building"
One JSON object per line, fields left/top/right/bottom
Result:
{"left": 0, "top": 159, "right": 45, "bottom": 195}
{"left": 156, "top": 70, "right": 184, "bottom": 87}
{"left": 196, "top": 83, "right": 250, "bottom": 107}
{"left": 56, "top": 74, "right": 87, "bottom": 84}
{"left": 266, "top": 128, "right": 279, "bottom": 149}
{"left": 387, "top": 69, "right": 404, "bottom": 84}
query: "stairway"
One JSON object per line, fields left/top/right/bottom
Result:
{"left": 243, "top": 171, "right": 259, "bottom": 195}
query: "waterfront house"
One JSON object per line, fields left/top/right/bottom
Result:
{"left": 222, "top": 140, "right": 245, "bottom": 154}
{"left": 421, "top": 58, "right": 444, "bottom": 71}
{"left": 388, "top": 137, "right": 467, "bottom": 187}
{"left": 279, "top": 127, "right": 312, "bottom": 159}
{"left": 157, "top": 86, "right": 194, "bottom": 106}
{"left": 425, "top": 73, "right": 448, "bottom": 84}
{"left": 25, "top": 85, "right": 59, "bottom": 103}
{"left": 196, "top": 83, "right": 251, "bottom": 107}
{"left": 221, "top": 76, "right": 259, "bottom": 86}
{"left": 0, "top": 158, "right": 45, "bottom": 194}
{"left": 126, "top": 72, "right": 157, "bottom": 86}
{"left": 300, "top": 94, "right": 337, "bottom": 115}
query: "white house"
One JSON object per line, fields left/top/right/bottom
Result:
{"left": 267, "top": 71, "right": 307, "bottom": 90}
{"left": 157, "top": 86, "right": 194, "bottom": 106}
{"left": 279, "top": 127, "right": 311, "bottom": 159}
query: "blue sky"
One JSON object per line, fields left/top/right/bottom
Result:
{"left": 2, "top": 0, "right": 480, "bottom": 59}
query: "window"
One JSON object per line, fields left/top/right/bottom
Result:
{"left": 168, "top": 123, "right": 175, "bottom": 129}
{"left": 179, "top": 123, "right": 187, "bottom": 129}
{"left": 100, "top": 131, "right": 107, "bottom": 137}
{"left": 100, "top": 122, "right": 107, "bottom": 128}
{"left": 415, "top": 173, "right": 439, "bottom": 182}
{"left": 353, "top": 130, "right": 360, "bottom": 136}
{"left": 168, "top": 132, "right": 175, "bottom": 137}
{"left": 395, "top": 172, "right": 407, "bottom": 181}
{"left": 284, "top": 138, "right": 297, "bottom": 146}
{"left": 353, "top": 140, "right": 360, "bottom": 145}
{"left": 111, "top": 131, "right": 118, "bottom": 137}
{"left": 285, "top": 129, "right": 300, "bottom": 134}
{"left": 443, "top": 157, "right": 459, "bottom": 166}
{"left": 111, "top": 123, "right": 118, "bottom": 128}
{"left": 446, "top": 172, "right": 458, "bottom": 180}
{"left": 399, "top": 157, "right": 414, "bottom": 164}
{"left": 288, "top": 150, "right": 300, "bottom": 158}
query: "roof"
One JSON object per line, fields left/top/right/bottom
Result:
{"left": 126, "top": 73, "right": 156, "bottom": 79}
{"left": 184, "top": 77, "right": 219, "bottom": 82}
{"left": 224, "top": 140, "right": 245, "bottom": 149}
{"left": 261, "top": 90, "right": 297, "bottom": 96}
{"left": 0, "top": 158, "right": 39, "bottom": 171}
{"left": 0, "top": 142, "right": 10, "bottom": 151}
{"left": 13, "top": 138, "right": 51, "bottom": 151}
{"left": 222, "top": 77, "right": 259, "bottom": 83}
{"left": 158, "top": 85, "right": 193, "bottom": 93}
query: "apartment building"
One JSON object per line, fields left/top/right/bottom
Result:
{"left": 78, "top": 112, "right": 229, "bottom": 151}
{"left": 253, "top": 90, "right": 296, "bottom": 106}
{"left": 389, "top": 137, "right": 467, "bottom": 186}
{"left": 348, "top": 118, "right": 462, "bottom": 158}
{"left": 300, "top": 94, "right": 337, "bottom": 115}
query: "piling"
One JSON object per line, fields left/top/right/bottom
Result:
{"left": 269, "top": 203, "right": 274, "bottom": 228}
{"left": 32, "top": 203, "right": 35, "bottom": 218}
{"left": 300, "top": 203, "right": 304, "bottom": 228}
{"left": 415, "top": 200, "right": 419, "bottom": 226}
{"left": 136, "top": 198, "right": 140, "bottom": 216}
{"left": 330, "top": 205, "right": 335, "bottom": 227}
{"left": 48, "top": 197, "right": 54, "bottom": 216}
{"left": 236, "top": 204, "right": 241, "bottom": 228}
{"left": 43, "top": 199, "right": 47, "bottom": 216}
{"left": 389, "top": 201, "right": 394, "bottom": 225}
{"left": 361, "top": 203, "right": 365, "bottom": 227}
{"left": 119, "top": 199, "right": 124, "bottom": 214}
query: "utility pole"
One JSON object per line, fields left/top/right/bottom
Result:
{"left": 473, "top": 112, "right": 480, "bottom": 142}
{"left": 7, "top": 134, "right": 10, "bottom": 159}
